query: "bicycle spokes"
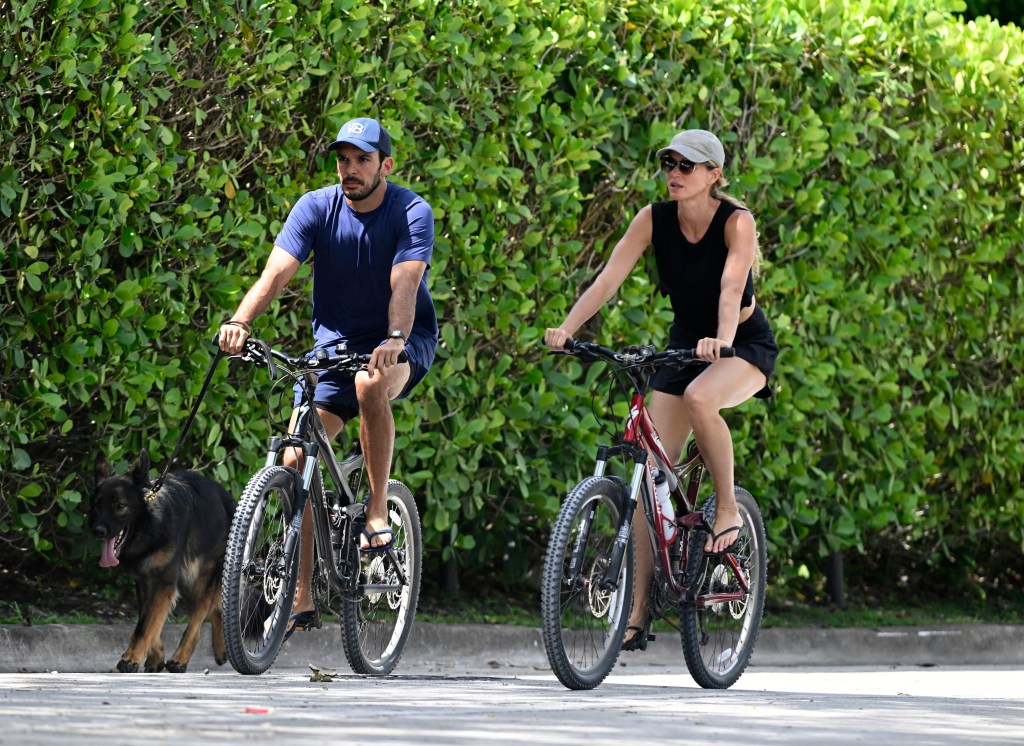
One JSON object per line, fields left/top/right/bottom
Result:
{"left": 681, "top": 488, "right": 767, "bottom": 688}
{"left": 541, "top": 478, "right": 634, "bottom": 690}
{"left": 340, "top": 481, "right": 422, "bottom": 675}
{"left": 223, "top": 467, "right": 300, "bottom": 675}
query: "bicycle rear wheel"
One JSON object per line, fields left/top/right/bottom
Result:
{"left": 340, "top": 480, "right": 422, "bottom": 675}
{"left": 680, "top": 486, "right": 766, "bottom": 688}
{"left": 221, "top": 466, "right": 300, "bottom": 675}
{"left": 540, "top": 476, "right": 634, "bottom": 690}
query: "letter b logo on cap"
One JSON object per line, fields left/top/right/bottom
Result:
{"left": 326, "top": 117, "right": 392, "bottom": 156}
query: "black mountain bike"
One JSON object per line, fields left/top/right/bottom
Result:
{"left": 220, "top": 336, "right": 422, "bottom": 675}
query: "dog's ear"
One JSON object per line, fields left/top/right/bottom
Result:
{"left": 131, "top": 450, "right": 152, "bottom": 487}
{"left": 95, "top": 452, "right": 115, "bottom": 484}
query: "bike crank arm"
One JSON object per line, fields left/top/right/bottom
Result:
{"left": 361, "top": 583, "right": 404, "bottom": 593}
{"left": 694, "top": 591, "right": 747, "bottom": 609}
{"left": 362, "top": 544, "right": 409, "bottom": 587}
{"left": 692, "top": 554, "right": 750, "bottom": 608}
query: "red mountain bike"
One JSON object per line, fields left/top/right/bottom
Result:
{"left": 540, "top": 340, "right": 767, "bottom": 690}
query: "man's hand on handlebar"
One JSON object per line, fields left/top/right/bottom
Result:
{"left": 218, "top": 320, "right": 252, "bottom": 355}
{"left": 369, "top": 337, "right": 407, "bottom": 377}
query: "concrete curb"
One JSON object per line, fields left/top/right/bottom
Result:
{"left": 2, "top": 622, "right": 1021, "bottom": 674}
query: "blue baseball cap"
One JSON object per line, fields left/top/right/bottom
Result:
{"left": 326, "top": 117, "right": 392, "bottom": 156}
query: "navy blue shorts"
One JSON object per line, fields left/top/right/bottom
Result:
{"left": 293, "top": 333, "right": 436, "bottom": 422}
{"left": 652, "top": 305, "right": 778, "bottom": 399}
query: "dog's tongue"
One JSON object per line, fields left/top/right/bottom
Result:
{"left": 100, "top": 538, "right": 119, "bottom": 568}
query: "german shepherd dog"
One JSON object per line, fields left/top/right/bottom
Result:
{"left": 89, "top": 450, "right": 235, "bottom": 673}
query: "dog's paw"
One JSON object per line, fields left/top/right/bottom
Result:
{"left": 214, "top": 653, "right": 228, "bottom": 667}
{"left": 164, "top": 660, "right": 188, "bottom": 673}
{"left": 144, "top": 660, "right": 166, "bottom": 673}
{"left": 117, "top": 659, "right": 140, "bottom": 674}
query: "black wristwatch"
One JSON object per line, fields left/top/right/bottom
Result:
{"left": 387, "top": 329, "right": 407, "bottom": 342}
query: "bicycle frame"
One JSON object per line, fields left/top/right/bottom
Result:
{"left": 588, "top": 363, "right": 751, "bottom": 610}
{"left": 262, "top": 367, "right": 405, "bottom": 599}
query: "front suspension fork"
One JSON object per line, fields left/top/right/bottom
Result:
{"left": 597, "top": 450, "right": 647, "bottom": 590}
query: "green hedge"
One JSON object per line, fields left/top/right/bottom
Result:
{"left": 3, "top": 0, "right": 1022, "bottom": 600}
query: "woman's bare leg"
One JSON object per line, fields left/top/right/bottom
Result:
{"left": 682, "top": 358, "right": 766, "bottom": 552}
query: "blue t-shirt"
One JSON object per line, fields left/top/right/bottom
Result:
{"left": 274, "top": 183, "right": 437, "bottom": 351}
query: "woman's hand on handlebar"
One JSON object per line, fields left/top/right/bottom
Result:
{"left": 544, "top": 327, "right": 573, "bottom": 351}
{"left": 695, "top": 337, "right": 733, "bottom": 362}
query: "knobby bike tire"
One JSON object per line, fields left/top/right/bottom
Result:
{"left": 680, "top": 486, "right": 767, "bottom": 689}
{"left": 540, "top": 476, "right": 634, "bottom": 690}
{"left": 221, "top": 466, "right": 300, "bottom": 675}
{"left": 340, "top": 480, "right": 422, "bottom": 675}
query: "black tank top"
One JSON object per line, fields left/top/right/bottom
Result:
{"left": 651, "top": 199, "right": 755, "bottom": 338}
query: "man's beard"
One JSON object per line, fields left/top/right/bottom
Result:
{"left": 343, "top": 169, "right": 384, "bottom": 202}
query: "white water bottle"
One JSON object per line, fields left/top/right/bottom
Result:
{"left": 654, "top": 469, "right": 676, "bottom": 542}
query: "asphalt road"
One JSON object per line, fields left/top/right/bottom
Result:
{"left": 1, "top": 665, "right": 1022, "bottom": 745}
{"left": 1, "top": 622, "right": 1022, "bottom": 745}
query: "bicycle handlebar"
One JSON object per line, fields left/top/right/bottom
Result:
{"left": 213, "top": 334, "right": 408, "bottom": 377}
{"left": 554, "top": 339, "right": 734, "bottom": 367}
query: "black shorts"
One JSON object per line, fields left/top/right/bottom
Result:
{"left": 652, "top": 305, "right": 778, "bottom": 399}
{"left": 294, "top": 333, "right": 436, "bottom": 422}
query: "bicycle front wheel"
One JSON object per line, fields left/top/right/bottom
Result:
{"left": 540, "top": 476, "right": 634, "bottom": 690}
{"left": 340, "top": 480, "right": 422, "bottom": 675}
{"left": 680, "top": 486, "right": 767, "bottom": 689}
{"left": 221, "top": 466, "right": 300, "bottom": 675}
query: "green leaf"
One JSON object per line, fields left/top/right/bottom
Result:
{"left": 12, "top": 448, "right": 32, "bottom": 470}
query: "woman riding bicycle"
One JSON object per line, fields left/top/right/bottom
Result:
{"left": 543, "top": 128, "right": 778, "bottom": 651}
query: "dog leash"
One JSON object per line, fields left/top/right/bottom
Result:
{"left": 145, "top": 347, "right": 226, "bottom": 502}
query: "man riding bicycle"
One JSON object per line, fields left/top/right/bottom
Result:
{"left": 217, "top": 116, "right": 437, "bottom": 639}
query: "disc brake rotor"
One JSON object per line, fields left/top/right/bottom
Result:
{"left": 586, "top": 558, "right": 614, "bottom": 618}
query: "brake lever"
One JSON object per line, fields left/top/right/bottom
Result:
{"left": 240, "top": 338, "right": 278, "bottom": 380}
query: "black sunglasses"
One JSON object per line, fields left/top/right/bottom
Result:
{"left": 660, "top": 156, "right": 715, "bottom": 174}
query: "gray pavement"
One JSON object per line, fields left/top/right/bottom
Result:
{"left": 1, "top": 622, "right": 1023, "bottom": 745}
{"left": 1, "top": 620, "right": 1023, "bottom": 673}
{"left": 2, "top": 666, "right": 1023, "bottom": 745}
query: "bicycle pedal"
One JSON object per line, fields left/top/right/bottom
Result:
{"left": 647, "top": 633, "right": 656, "bottom": 642}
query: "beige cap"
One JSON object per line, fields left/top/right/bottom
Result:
{"left": 656, "top": 129, "right": 725, "bottom": 168}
